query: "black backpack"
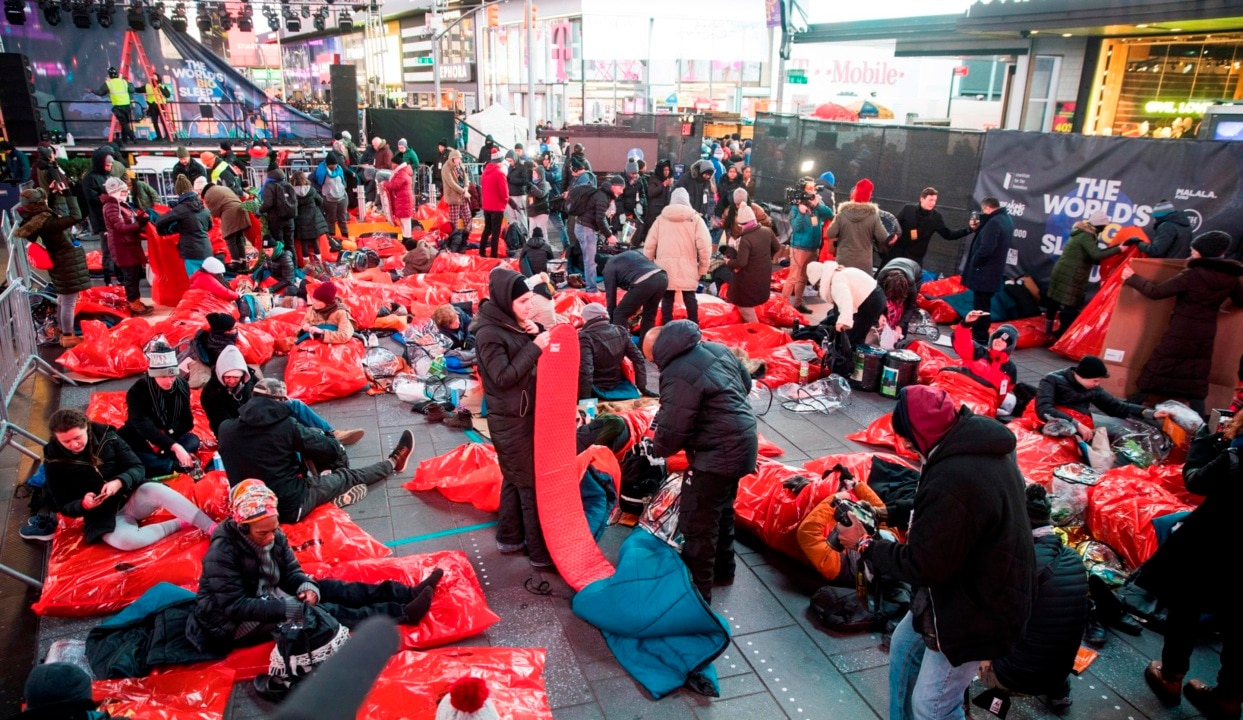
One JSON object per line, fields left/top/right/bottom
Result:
{"left": 567, "top": 184, "right": 599, "bottom": 217}
{"left": 504, "top": 222, "right": 527, "bottom": 252}
{"left": 619, "top": 437, "right": 667, "bottom": 515}
{"left": 272, "top": 181, "right": 298, "bottom": 220}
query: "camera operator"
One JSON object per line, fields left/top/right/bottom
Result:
{"left": 781, "top": 177, "right": 833, "bottom": 314}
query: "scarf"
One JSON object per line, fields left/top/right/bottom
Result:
{"left": 885, "top": 300, "right": 904, "bottom": 328}
{"left": 146, "top": 377, "right": 189, "bottom": 433}
{"left": 13, "top": 203, "right": 52, "bottom": 240}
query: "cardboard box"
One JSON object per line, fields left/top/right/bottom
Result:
{"left": 1100, "top": 258, "right": 1243, "bottom": 409}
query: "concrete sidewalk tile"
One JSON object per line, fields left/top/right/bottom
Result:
{"left": 552, "top": 702, "right": 607, "bottom": 720}
{"left": 711, "top": 565, "right": 798, "bottom": 636}
{"left": 588, "top": 674, "right": 692, "bottom": 719}
{"left": 687, "top": 690, "right": 790, "bottom": 720}
{"left": 739, "top": 624, "right": 879, "bottom": 719}
{"left": 355, "top": 515, "right": 394, "bottom": 544}
{"left": 484, "top": 588, "right": 594, "bottom": 709}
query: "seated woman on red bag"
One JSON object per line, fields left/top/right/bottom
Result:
{"left": 119, "top": 339, "right": 202, "bottom": 477}
{"left": 952, "top": 310, "right": 1019, "bottom": 415}
{"left": 188, "top": 256, "right": 240, "bottom": 302}
{"left": 185, "top": 479, "right": 444, "bottom": 656}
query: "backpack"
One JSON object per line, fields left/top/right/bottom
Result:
{"left": 809, "top": 576, "right": 911, "bottom": 634}
{"left": 263, "top": 602, "right": 350, "bottom": 700}
{"left": 619, "top": 437, "right": 667, "bottom": 515}
{"left": 504, "top": 222, "right": 527, "bottom": 252}
{"left": 272, "top": 181, "right": 298, "bottom": 220}
{"left": 567, "top": 184, "right": 599, "bottom": 217}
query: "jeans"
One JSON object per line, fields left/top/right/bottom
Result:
{"left": 57, "top": 292, "right": 78, "bottom": 334}
{"left": 132, "top": 432, "right": 201, "bottom": 478}
{"left": 183, "top": 259, "right": 205, "bottom": 277}
{"left": 496, "top": 479, "right": 551, "bottom": 565}
{"left": 297, "top": 459, "right": 393, "bottom": 522}
{"left": 118, "top": 264, "right": 144, "bottom": 302}
{"left": 613, "top": 272, "right": 668, "bottom": 343}
{"left": 288, "top": 399, "right": 334, "bottom": 433}
{"left": 575, "top": 224, "right": 600, "bottom": 291}
{"left": 676, "top": 468, "right": 740, "bottom": 602}
{"left": 661, "top": 289, "right": 698, "bottom": 326}
{"left": 481, "top": 210, "right": 504, "bottom": 257}
{"left": 322, "top": 197, "right": 350, "bottom": 237}
{"left": 889, "top": 611, "right": 979, "bottom": 720}
{"left": 971, "top": 290, "right": 995, "bottom": 346}
{"left": 1161, "top": 600, "right": 1243, "bottom": 693}
{"left": 103, "top": 481, "right": 214, "bottom": 551}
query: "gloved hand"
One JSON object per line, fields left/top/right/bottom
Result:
{"left": 1122, "top": 237, "right": 1142, "bottom": 247}
{"left": 782, "top": 474, "right": 811, "bottom": 496}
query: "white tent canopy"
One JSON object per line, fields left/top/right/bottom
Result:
{"left": 464, "top": 105, "right": 530, "bottom": 161}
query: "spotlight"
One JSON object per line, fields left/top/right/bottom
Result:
{"left": 263, "top": 6, "right": 276, "bottom": 30}
{"left": 5, "top": 0, "right": 27, "bottom": 25}
{"left": 337, "top": 8, "right": 350, "bottom": 31}
{"left": 235, "top": 2, "right": 250, "bottom": 30}
{"left": 283, "top": 6, "right": 298, "bottom": 31}
{"left": 298, "top": 4, "right": 307, "bottom": 17}
{"left": 170, "top": 0, "right": 185, "bottom": 30}
{"left": 96, "top": 0, "right": 113, "bottom": 27}
{"left": 217, "top": 7, "right": 230, "bottom": 29}
{"left": 147, "top": 0, "right": 161, "bottom": 27}
{"left": 126, "top": 0, "right": 144, "bottom": 28}
{"left": 311, "top": 6, "right": 324, "bottom": 30}
{"left": 39, "top": 0, "right": 60, "bottom": 23}
{"left": 71, "top": 0, "right": 91, "bottom": 27}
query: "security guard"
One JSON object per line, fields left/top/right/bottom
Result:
{"left": 94, "top": 67, "right": 137, "bottom": 146}
{"left": 145, "top": 74, "right": 173, "bottom": 141}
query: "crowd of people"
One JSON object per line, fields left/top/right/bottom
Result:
{"left": 5, "top": 126, "right": 1243, "bottom": 720}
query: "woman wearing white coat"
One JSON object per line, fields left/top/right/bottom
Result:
{"left": 806, "top": 260, "right": 887, "bottom": 348}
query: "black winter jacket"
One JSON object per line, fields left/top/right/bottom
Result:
{"left": 83, "top": 147, "right": 115, "bottom": 233}
{"left": 294, "top": 186, "right": 331, "bottom": 242}
{"left": 864, "top": 410, "right": 1034, "bottom": 666}
{"left": 963, "top": 207, "right": 1013, "bottom": 293}
{"left": 217, "top": 396, "right": 346, "bottom": 523}
{"left": 576, "top": 187, "right": 614, "bottom": 235}
{"left": 1036, "top": 368, "right": 1145, "bottom": 423}
{"left": 578, "top": 318, "right": 648, "bottom": 399}
{"left": 507, "top": 163, "right": 530, "bottom": 198}
{"left": 650, "top": 321, "right": 758, "bottom": 477}
{"left": 259, "top": 171, "right": 294, "bottom": 225}
{"left": 186, "top": 520, "right": 317, "bottom": 654}
{"left": 893, "top": 204, "right": 970, "bottom": 265}
{"left": 118, "top": 377, "right": 195, "bottom": 456}
{"left": 1138, "top": 211, "right": 1192, "bottom": 259}
{"left": 171, "top": 159, "right": 207, "bottom": 187}
{"left": 526, "top": 176, "right": 551, "bottom": 217}
{"left": 265, "top": 248, "right": 297, "bottom": 295}
{"left": 645, "top": 173, "right": 672, "bottom": 225}
{"left": 713, "top": 173, "right": 745, "bottom": 218}
{"left": 24, "top": 202, "right": 91, "bottom": 295}
{"left": 991, "top": 530, "right": 1088, "bottom": 696}
{"left": 155, "top": 191, "right": 213, "bottom": 261}
{"left": 200, "top": 367, "right": 258, "bottom": 436}
{"left": 602, "top": 250, "right": 664, "bottom": 316}
{"left": 620, "top": 176, "right": 647, "bottom": 219}
{"left": 517, "top": 232, "right": 556, "bottom": 277}
{"left": 44, "top": 422, "right": 147, "bottom": 544}
{"left": 674, "top": 160, "right": 715, "bottom": 218}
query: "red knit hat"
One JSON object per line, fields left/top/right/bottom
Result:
{"left": 312, "top": 281, "right": 338, "bottom": 304}
{"left": 851, "top": 178, "right": 874, "bottom": 203}
{"left": 892, "top": 385, "right": 959, "bottom": 455}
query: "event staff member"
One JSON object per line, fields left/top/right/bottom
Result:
{"left": 963, "top": 197, "right": 1014, "bottom": 346}
{"left": 893, "top": 187, "right": 971, "bottom": 266}
{"left": 145, "top": 75, "right": 173, "bottom": 141}
{"left": 93, "top": 67, "right": 137, "bottom": 146}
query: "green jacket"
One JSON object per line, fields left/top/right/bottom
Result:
{"left": 395, "top": 148, "right": 419, "bottom": 167}
{"left": 1046, "top": 221, "right": 1122, "bottom": 307}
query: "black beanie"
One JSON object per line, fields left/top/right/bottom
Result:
{"left": 1191, "top": 230, "right": 1231, "bottom": 259}
{"left": 207, "top": 312, "right": 237, "bottom": 334}
{"left": 511, "top": 275, "right": 531, "bottom": 304}
{"left": 1025, "top": 483, "right": 1052, "bottom": 528}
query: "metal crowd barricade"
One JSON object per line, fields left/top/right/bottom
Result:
{"left": 417, "top": 165, "right": 438, "bottom": 206}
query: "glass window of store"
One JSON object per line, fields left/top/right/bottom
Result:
{"left": 1022, "top": 55, "right": 1061, "bottom": 132}
{"left": 1087, "top": 33, "right": 1243, "bottom": 138}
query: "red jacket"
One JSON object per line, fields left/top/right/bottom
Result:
{"left": 189, "top": 269, "right": 240, "bottom": 300}
{"left": 951, "top": 324, "right": 1014, "bottom": 396}
{"left": 102, "top": 194, "right": 147, "bottom": 267}
{"left": 385, "top": 164, "right": 415, "bottom": 219}
{"left": 480, "top": 162, "right": 509, "bottom": 213}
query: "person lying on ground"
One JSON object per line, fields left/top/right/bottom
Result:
{"left": 217, "top": 379, "right": 413, "bottom": 522}
{"left": 952, "top": 310, "right": 1019, "bottom": 415}
{"left": 185, "top": 478, "right": 442, "bottom": 656}
{"left": 44, "top": 408, "right": 216, "bottom": 551}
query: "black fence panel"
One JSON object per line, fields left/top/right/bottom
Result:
{"left": 617, "top": 114, "right": 705, "bottom": 171}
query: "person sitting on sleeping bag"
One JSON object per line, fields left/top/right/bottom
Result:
{"left": 797, "top": 482, "right": 889, "bottom": 585}
{"left": 952, "top": 310, "right": 1019, "bottom": 416}
{"left": 1036, "top": 355, "right": 1159, "bottom": 442}
{"left": 44, "top": 408, "right": 216, "bottom": 551}
{"left": 119, "top": 339, "right": 202, "bottom": 477}
{"left": 188, "top": 256, "right": 240, "bottom": 302}
{"left": 185, "top": 479, "right": 444, "bottom": 664}
{"left": 299, "top": 280, "right": 354, "bottom": 343}
{"left": 182, "top": 312, "right": 240, "bottom": 390}
{"left": 577, "top": 302, "right": 651, "bottom": 400}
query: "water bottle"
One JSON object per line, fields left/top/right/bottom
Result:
{"left": 799, "top": 361, "right": 809, "bottom": 385}
{"left": 66, "top": 133, "right": 75, "bottom": 146}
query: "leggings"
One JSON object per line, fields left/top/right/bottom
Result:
{"left": 57, "top": 292, "right": 78, "bottom": 334}
{"left": 103, "top": 482, "right": 214, "bottom": 551}
{"left": 661, "top": 290, "right": 698, "bottom": 326}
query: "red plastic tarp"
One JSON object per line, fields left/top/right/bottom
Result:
{"left": 1051, "top": 255, "right": 1133, "bottom": 360}
{"left": 145, "top": 221, "right": 191, "bottom": 307}
{"left": 756, "top": 296, "right": 804, "bottom": 328}
{"left": 700, "top": 323, "right": 791, "bottom": 355}
{"left": 993, "top": 316, "right": 1056, "bottom": 350}
{"left": 905, "top": 340, "right": 953, "bottom": 385}
{"left": 846, "top": 413, "right": 919, "bottom": 460}
{"left": 846, "top": 370, "right": 998, "bottom": 458}
{"left": 93, "top": 665, "right": 234, "bottom": 720}
{"left": 74, "top": 285, "right": 131, "bottom": 321}
{"left": 86, "top": 390, "right": 219, "bottom": 467}
{"left": 428, "top": 252, "right": 507, "bottom": 274}
{"left": 752, "top": 340, "right": 823, "bottom": 388}
{"left": 1011, "top": 426, "right": 1084, "bottom": 490}
{"left": 357, "top": 232, "right": 405, "bottom": 258}
{"left": 653, "top": 296, "right": 743, "bottom": 329}
{"left": 284, "top": 338, "right": 369, "bottom": 404}
{"left": 405, "top": 443, "right": 503, "bottom": 512}
{"left": 58, "top": 318, "right": 156, "bottom": 379}
{"left": 1086, "top": 471, "right": 1192, "bottom": 570}
{"left": 358, "top": 647, "right": 552, "bottom": 720}
{"left": 920, "top": 275, "right": 967, "bottom": 297}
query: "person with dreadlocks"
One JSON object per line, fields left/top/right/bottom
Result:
{"left": 118, "top": 339, "right": 202, "bottom": 477}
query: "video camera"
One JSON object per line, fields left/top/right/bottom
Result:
{"left": 785, "top": 186, "right": 823, "bottom": 207}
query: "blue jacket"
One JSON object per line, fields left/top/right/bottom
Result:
{"left": 4, "top": 149, "right": 31, "bottom": 184}
{"left": 314, "top": 160, "right": 345, "bottom": 189}
{"left": 962, "top": 207, "right": 1013, "bottom": 292}
{"left": 572, "top": 528, "right": 731, "bottom": 699}
{"left": 789, "top": 201, "right": 833, "bottom": 251}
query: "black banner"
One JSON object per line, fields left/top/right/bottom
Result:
{"left": 973, "top": 130, "right": 1243, "bottom": 286}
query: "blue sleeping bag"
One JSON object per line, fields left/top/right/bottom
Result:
{"left": 572, "top": 528, "right": 731, "bottom": 699}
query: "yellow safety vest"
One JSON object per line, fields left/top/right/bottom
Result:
{"left": 147, "top": 83, "right": 167, "bottom": 105}
{"left": 210, "top": 162, "right": 228, "bottom": 183}
{"left": 106, "top": 77, "right": 131, "bottom": 107}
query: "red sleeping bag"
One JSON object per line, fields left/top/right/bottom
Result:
{"left": 357, "top": 647, "right": 552, "bottom": 720}
{"left": 74, "top": 285, "right": 131, "bottom": 321}
{"left": 653, "top": 296, "right": 743, "bottom": 329}
{"left": 993, "top": 316, "right": 1055, "bottom": 350}
{"left": 1086, "top": 472, "right": 1192, "bottom": 570}
{"left": 905, "top": 340, "right": 954, "bottom": 385}
{"left": 428, "top": 252, "right": 506, "bottom": 274}
{"left": 284, "top": 338, "right": 369, "bottom": 404}
{"left": 145, "top": 221, "right": 190, "bottom": 307}
{"left": 1011, "top": 426, "right": 1084, "bottom": 490}
{"left": 750, "top": 340, "right": 823, "bottom": 388}
{"left": 405, "top": 443, "right": 503, "bottom": 512}
{"left": 846, "top": 369, "right": 999, "bottom": 458}
{"left": 700, "top": 323, "right": 791, "bottom": 355}
{"left": 86, "top": 390, "right": 218, "bottom": 468}
{"left": 1051, "top": 256, "right": 1132, "bottom": 361}
{"left": 58, "top": 318, "right": 156, "bottom": 379}
{"left": 94, "top": 665, "right": 234, "bottom": 720}
{"left": 756, "top": 295, "right": 804, "bottom": 328}
{"left": 920, "top": 275, "right": 967, "bottom": 297}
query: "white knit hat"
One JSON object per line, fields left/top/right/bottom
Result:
{"left": 435, "top": 677, "right": 501, "bottom": 720}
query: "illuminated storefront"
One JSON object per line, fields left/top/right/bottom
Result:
{"left": 1084, "top": 33, "right": 1243, "bottom": 138}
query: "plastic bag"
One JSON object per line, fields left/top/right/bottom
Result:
{"left": 777, "top": 375, "right": 851, "bottom": 413}
{"left": 94, "top": 665, "right": 235, "bottom": 720}
{"left": 1049, "top": 463, "right": 1103, "bottom": 527}
{"left": 1086, "top": 471, "right": 1192, "bottom": 570}
{"left": 355, "top": 647, "right": 552, "bottom": 720}
{"left": 1155, "top": 400, "right": 1204, "bottom": 434}
{"left": 1084, "top": 428, "right": 1115, "bottom": 471}
{"left": 995, "top": 316, "right": 1054, "bottom": 350}
{"left": 1042, "top": 419, "right": 1079, "bottom": 438}
{"left": 86, "top": 249, "right": 103, "bottom": 273}
{"left": 405, "top": 443, "right": 503, "bottom": 512}
{"left": 905, "top": 309, "right": 940, "bottom": 342}
{"left": 74, "top": 285, "right": 131, "bottom": 321}
{"left": 1079, "top": 540, "right": 1129, "bottom": 585}
{"left": 1051, "top": 257, "right": 1130, "bottom": 361}
{"left": 639, "top": 473, "right": 683, "bottom": 548}
{"left": 920, "top": 275, "right": 967, "bottom": 297}
{"left": 700, "top": 323, "right": 791, "bottom": 355}
{"left": 284, "top": 338, "right": 369, "bottom": 405}
{"left": 283, "top": 504, "right": 392, "bottom": 566}
{"left": 57, "top": 318, "right": 155, "bottom": 379}
{"left": 1012, "top": 426, "right": 1084, "bottom": 490}
{"left": 1111, "top": 418, "right": 1172, "bottom": 468}
{"left": 304, "top": 552, "right": 500, "bottom": 650}
{"left": 915, "top": 294, "right": 959, "bottom": 324}
{"left": 363, "top": 346, "right": 403, "bottom": 380}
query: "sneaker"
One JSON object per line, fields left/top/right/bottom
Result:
{"left": 333, "top": 483, "right": 368, "bottom": 508}
{"left": 19, "top": 514, "right": 57, "bottom": 541}
{"left": 496, "top": 540, "right": 526, "bottom": 553}
{"left": 129, "top": 299, "right": 153, "bottom": 316}
{"left": 794, "top": 305, "right": 812, "bottom": 315}
{"left": 333, "top": 428, "right": 365, "bottom": 446}
{"left": 529, "top": 559, "right": 555, "bottom": 570}
{"left": 388, "top": 430, "right": 415, "bottom": 473}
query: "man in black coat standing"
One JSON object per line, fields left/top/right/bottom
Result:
{"left": 893, "top": 187, "right": 971, "bottom": 267}
{"left": 837, "top": 384, "right": 1033, "bottom": 720}
{"left": 602, "top": 249, "right": 668, "bottom": 344}
{"left": 963, "top": 197, "right": 1014, "bottom": 345}
{"left": 647, "top": 320, "right": 758, "bottom": 602}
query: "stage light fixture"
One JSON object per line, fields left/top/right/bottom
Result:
{"left": 337, "top": 8, "right": 350, "bottom": 31}
{"left": 126, "top": 0, "right": 145, "bottom": 28}
{"left": 96, "top": 0, "right": 114, "bottom": 27}
{"left": 71, "top": 0, "right": 91, "bottom": 26}
{"left": 39, "top": 0, "right": 60, "bottom": 23}
{"left": 147, "top": 0, "right": 162, "bottom": 27}
{"left": 217, "top": 6, "right": 231, "bottom": 29}
{"left": 298, "top": 4, "right": 307, "bottom": 17}
{"left": 283, "top": 6, "right": 299, "bottom": 31}
{"left": 263, "top": 6, "right": 277, "bottom": 30}
{"left": 5, "top": 0, "right": 27, "bottom": 25}
{"left": 311, "top": 5, "right": 325, "bottom": 30}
